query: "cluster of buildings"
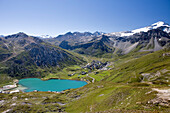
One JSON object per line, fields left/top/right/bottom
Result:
{"left": 0, "top": 79, "right": 20, "bottom": 94}
{"left": 82, "top": 60, "right": 109, "bottom": 70}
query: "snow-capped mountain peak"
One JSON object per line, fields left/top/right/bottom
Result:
{"left": 93, "top": 31, "right": 105, "bottom": 36}
{"left": 151, "top": 21, "right": 166, "bottom": 27}
{"left": 39, "top": 35, "right": 53, "bottom": 39}
{"left": 108, "top": 21, "right": 170, "bottom": 37}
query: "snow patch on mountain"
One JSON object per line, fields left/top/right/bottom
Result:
{"left": 39, "top": 35, "right": 53, "bottom": 39}
{"left": 108, "top": 21, "right": 170, "bottom": 37}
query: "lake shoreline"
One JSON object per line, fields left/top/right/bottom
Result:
{"left": 18, "top": 76, "right": 90, "bottom": 84}
{"left": 1, "top": 77, "right": 89, "bottom": 93}
{"left": 18, "top": 78, "right": 88, "bottom": 92}
{"left": 41, "top": 77, "right": 90, "bottom": 84}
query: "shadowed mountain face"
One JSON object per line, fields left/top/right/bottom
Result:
{"left": 0, "top": 32, "right": 84, "bottom": 78}
{"left": 0, "top": 32, "right": 41, "bottom": 62}
{"left": 59, "top": 35, "right": 114, "bottom": 57}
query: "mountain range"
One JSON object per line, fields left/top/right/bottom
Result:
{"left": 0, "top": 21, "right": 169, "bottom": 79}
{"left": 43, "top": 21, "right": 170, "bottom": 57}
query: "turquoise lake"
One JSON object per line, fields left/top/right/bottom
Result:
{"left": 19, "top": 78, "right": 87, "bottom": 92}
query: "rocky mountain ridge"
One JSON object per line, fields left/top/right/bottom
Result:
{"left": 41, "top": 21, "right": 170, "bottom": 57}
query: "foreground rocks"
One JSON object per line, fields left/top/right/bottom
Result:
{"left": 148, "top": 88, "right": 170, "bottom": 107}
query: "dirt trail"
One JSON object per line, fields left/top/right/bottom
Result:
{"left": 1, "top": 43, "right": 30, "bottom": 63}
{"left": 1, "top": 53, "right": 17, "bottom": 63}
{"left": 86, "top": 74, "right": 95, "bottom": 83}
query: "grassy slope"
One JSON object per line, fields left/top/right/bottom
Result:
{"left": 65, "top": 49, "right": 170, "bottom": 112}
{"left": 0, "top": 74, "right": 13, "bottom": 87}
{"left": 105, "top": 49, "right": 170, "bottom": 84}
{"left": 0, "top": 63, "right": 13, "bottom": 87}
{"left": 66, "top": 83, "right": 161, "bottom": 112}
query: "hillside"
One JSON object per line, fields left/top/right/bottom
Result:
{"left": 0, "top": 32, "right": 85, "bottom": 79}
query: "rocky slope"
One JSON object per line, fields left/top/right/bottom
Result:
{"left": 110, "top": 29, "right": 170, "bottom": 54}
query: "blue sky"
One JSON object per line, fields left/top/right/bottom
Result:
{"left": 0, "top": 0, "right": 170, "bottom": 36}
